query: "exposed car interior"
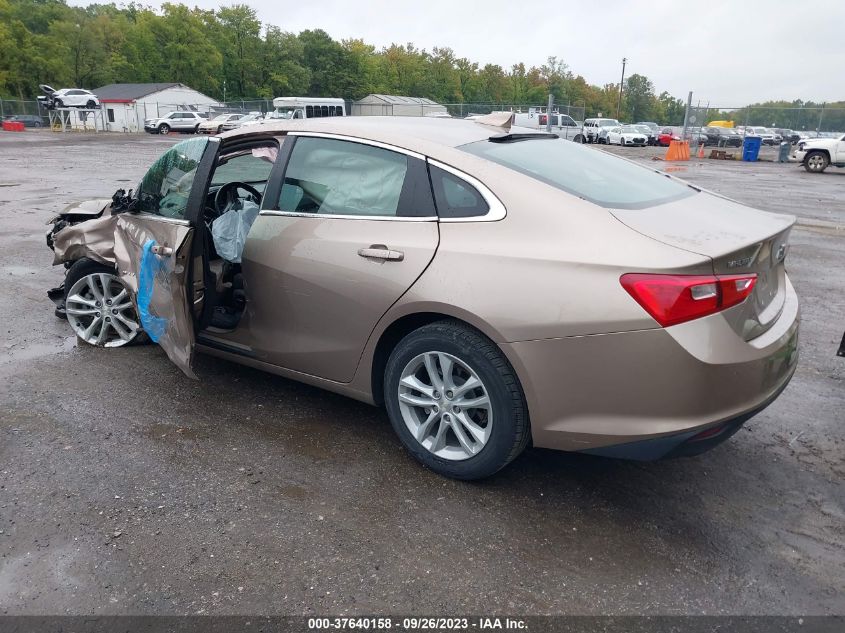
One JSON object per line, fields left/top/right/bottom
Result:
{"left": 200, "top": 139, "right": 279, "bottom": 331}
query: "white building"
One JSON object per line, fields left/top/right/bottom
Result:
{"left": 94, "top": 83, "right": 219, "bottom": 133}
{"left": 352, "top": 94, "right": 447, "bottom": 117}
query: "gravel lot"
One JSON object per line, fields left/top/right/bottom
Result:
{"left": 0, "top": 131, "right": 843, "bottom": 616}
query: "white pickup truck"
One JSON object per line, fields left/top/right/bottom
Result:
{"left": 792, "top": 134, "right": 845, "bottom": 173}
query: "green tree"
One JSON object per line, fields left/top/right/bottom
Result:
{"left": 260, "top": 26, "right": 310, "bottom": 98}
{"left": 622, "top": 73, "right": 654, "bottom": 122}
{"left": 217, "top": 5, "right": 261, "bottom": 98}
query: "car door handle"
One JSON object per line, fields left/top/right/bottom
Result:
{"left": 358, "top": 245, "right": 404, "bottom": 261}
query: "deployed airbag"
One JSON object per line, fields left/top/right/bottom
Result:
{"left": 211, "top": 201, "right": 260, "bottom": 263}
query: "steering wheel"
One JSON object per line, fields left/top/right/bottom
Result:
{"left": 214, "top": 181, "right": 262, "bottom": 215}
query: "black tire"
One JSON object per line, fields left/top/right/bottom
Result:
{"left": 158, "top": 123, "right": 170, "bottom": 135}
{"left": 217, "top": 125, "right": 223, "bottom": 133}
{"left": 54, "top": 99, "right": 64, "bottom": 108}
{"left": 193, "top": 124, "right": 200, "bottom": 134}
{"left": 384, "top": 320, "right": 530, "bottom": 480}
{"left": 86, "top": 100, "right": 96, "bottom": 109}
{"left": 64, "top": 258, "right": 147, "bottom": 346}
{"left": 803, "top": 150, "right": 829, "bottom": 173}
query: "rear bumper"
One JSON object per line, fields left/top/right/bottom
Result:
{"left": 503, "top": 279, "right": 799, "bottom": 456}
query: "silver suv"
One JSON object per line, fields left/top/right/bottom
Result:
{"left": 144, "top": 111, "right": 207, "bottom": 135}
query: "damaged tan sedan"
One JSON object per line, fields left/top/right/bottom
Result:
{"left": 47, "top": 115, "right": 799, "bottom": 479}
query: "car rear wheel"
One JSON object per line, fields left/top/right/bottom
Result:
{"left": 384, "top": 320, "right": 530, "bottom": 480}
{"left": 64, "top": 259, "right": 143, "bottom": 348}
{"left": 158, "top": 123, "right": 170, "bottom": 135}
{"left": 804, "top": 151, "right": 829, "bottom": 173}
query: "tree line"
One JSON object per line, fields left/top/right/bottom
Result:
{"left": 1, "top": 0, "right": 842, "bottom": 129}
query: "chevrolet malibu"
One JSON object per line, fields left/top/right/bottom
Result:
{"left": 46, "top": 115, "right": 799, "bottom": 479}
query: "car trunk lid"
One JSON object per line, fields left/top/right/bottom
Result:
{"left": 610, "top": 192, "right": 795, "bottom": 340}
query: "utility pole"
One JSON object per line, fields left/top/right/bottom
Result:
{"left": 615, "top": 57, "right": 627, "bottom": 119}
{"left": 546, "top": 93, "right": 554, "bottom": 133}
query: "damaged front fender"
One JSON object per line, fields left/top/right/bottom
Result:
{"left": 51, "top": 209, "right": 196, "bottom": 378}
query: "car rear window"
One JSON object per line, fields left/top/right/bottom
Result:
{"left": 460, "top": 138, "right": 696, "bottom": 209}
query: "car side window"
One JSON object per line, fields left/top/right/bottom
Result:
{"left": 136, "top": 137, "right": 209, "bottom": 220}
{"left": 429, "top": 165, "right": 490, "bottom": 219}
{"left": 278, "top": 137, "right": 409, "bottom": 217}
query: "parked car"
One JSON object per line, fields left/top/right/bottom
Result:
{"left": 3, "top": 114, "right": 45, "bottom": 128}
{"left": 744, "top": 127, "right": 778, "bottom": 145}
{"left": 198, "top": 113, "right": 244, "bottom": 134}
{"left": 701, "top": 127, "right": 743, "bottom": 147}
{"left": 583, "top": 118, "right": 620, "bottom": 143}
{"left": 606, "top": 125, "right": 648, "bottom": 146}
{"left": 144, "top": 111, "right": 208, "bottom": 135}
{"left": 657, "top": 127, "right": 680, "bottom": 146}
{"left": 220, "top": 112, "right": 263, "bottom": 131}
{"left": 636, "top": 121, "right": 660, "bottom": 134}
{"left": 37, "top": 84, "right": 100, "bottom": 109}
{"left": 632, "top": 124, "right": 658, "bottom": 145}
{"left": 46, "top": 116, "right": 798, "bottom": 480}
{"left": 774, "top": 129, "right": 801, "bottom": 144}
{"left": 792, "top": 133, "right": 845, "bottom": 173}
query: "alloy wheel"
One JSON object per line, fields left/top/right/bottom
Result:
{"left": 397, "top": 351, "right": 492, "bottom": 461}
{"left": 66, "top": 272, "right": 140, "bottom": 347}
{"left": 807, "top": 154, "right": 826, "bottom": 172}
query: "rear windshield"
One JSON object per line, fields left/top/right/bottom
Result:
{"left": 460, "top": 138, "right": 695, "bottom": 209}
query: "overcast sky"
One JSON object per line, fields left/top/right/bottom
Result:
{"left": 74, "top": 0, "right": 844, "bottom": 105}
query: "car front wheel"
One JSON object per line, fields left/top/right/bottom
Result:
{"left": 64, "top": 258, "right": 143, "bottom": 347}
{"left": 158, "top": 123, "right": 170, "bottom": 135}
{"left": 384, "top": 320, "right": 530, "bottom": 480}
{"left": 804, "top": 151, "right": 829, "bottom": 173}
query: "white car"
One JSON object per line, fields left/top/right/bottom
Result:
{"left": 38, "top": 85, "right": 100, "bottom": 109}
{"left": 744, "top": 127, "right": 778, "bottom": 146}
{"left": 791, "top": 133, "right": 845, "bottom": 173}
{"left": 143, "top": 111, "right": 207, "bottom": 135}
{"left": 606, "top": 125, "right": 648, "bottom": 147}
{"left": 220, "top": 112, "right": 263, "bottom": 131}
{"left": 198, "top": 113, "right": 243, "bottom": 134}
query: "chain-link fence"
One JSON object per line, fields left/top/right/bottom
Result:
{"left": 676, "top": 103, "right": 845, "bottom": 148}
{"left": 4, "top": 95, "right": 841, "bottom": 140}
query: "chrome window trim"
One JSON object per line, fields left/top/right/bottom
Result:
{"left": 286, "top": 131, "right": 425, "bottom": 160}
{"left": 259, "top": 210, "right": 437, "bottom": 222}
{"left": 427, "top": 159, "right": 507, "bottom": 222}
{"left": 135, "top": 212, "right": 191, "bottom": 226}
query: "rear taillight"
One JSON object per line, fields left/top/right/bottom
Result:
{"left": 620, "top": 273, "right": 757, "bottom": 327}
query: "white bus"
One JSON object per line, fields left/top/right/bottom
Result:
{"left": 269, "top": 97, "right": 346, "bottom": 120}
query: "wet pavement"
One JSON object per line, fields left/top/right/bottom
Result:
{"left": 0, "top": 131, "right": 843, "bottom": 615}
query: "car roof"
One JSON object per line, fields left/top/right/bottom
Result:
{"left": 225, "top": 116, "right": 505, "bottom": 157}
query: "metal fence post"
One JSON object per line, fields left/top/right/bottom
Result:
{"left": 682, "top": 91, "right": 692, "bottom": 140}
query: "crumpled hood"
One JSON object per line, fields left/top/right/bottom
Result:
{"left": 58, "top": 198, "right": 110, "bottom": 217}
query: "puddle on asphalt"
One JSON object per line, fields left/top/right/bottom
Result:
{"left": 0, "top": 336, "right": 76, "bottom": 367}
{"left": 4, "top": 264, "right": 39, "bottom": 276}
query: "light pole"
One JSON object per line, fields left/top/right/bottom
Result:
{"left": 616, "top": 57, "right": 627, "bottom": 119}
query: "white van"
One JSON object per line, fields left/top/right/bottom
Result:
{"left": 583, "top": 118, "right": 621, "bottom": 144}
{"left": 269, "top": 97, "right": 346, "bottom": 120}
